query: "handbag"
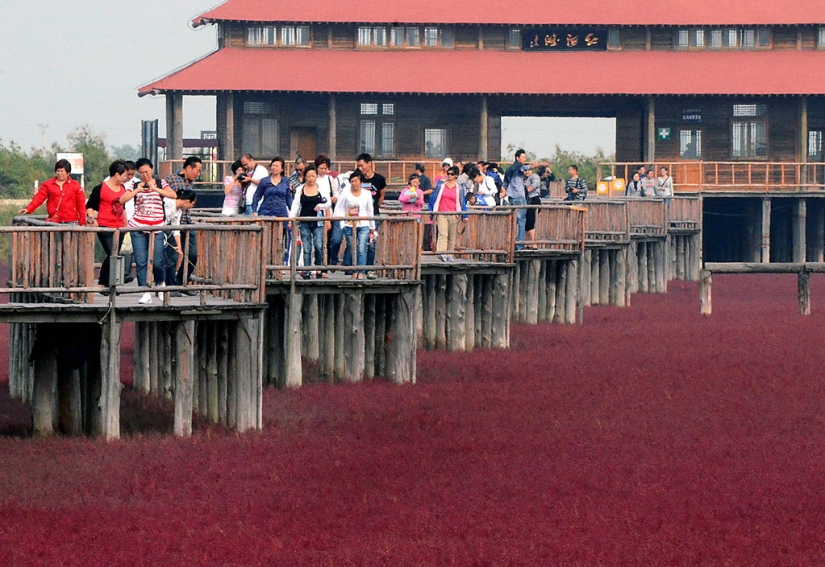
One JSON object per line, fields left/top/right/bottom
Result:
{"left": 120, "top": 232, "right": 133, "bottom": 254}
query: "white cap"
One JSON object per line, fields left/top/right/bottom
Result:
{"left": 441, "top": 158, "right": 453, "bottom": 167}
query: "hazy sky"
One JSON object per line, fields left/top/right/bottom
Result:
{"left": 0, "top": 1, "right": 614, "bottom": 158}
{"left": 0, "top": 0, "right": 218, "bottom": 150}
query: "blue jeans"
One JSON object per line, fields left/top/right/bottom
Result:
{"left": 343, "top": 226, "right": 369, "bottom": 273}
{"left": 329, "top": 222, "right": 344, "bottom": 266}
{"left": 510, "top": 196, "right": 527, "bottom": 249}
{"left": 366, "top": 219, "right": 381, "bottom": 267}
{"left": 299, "top": 221, "right": 325, "bottom": 268}
{"left": 244, "top": 204, "right": 253, "bottom": 215}
{"left": 131, "top": 230, "right": 168, "bottom": 287}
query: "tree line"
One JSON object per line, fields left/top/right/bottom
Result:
{"left": 0, "top": 126, "right": 139, "bottom": 199}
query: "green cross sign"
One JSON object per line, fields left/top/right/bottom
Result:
{"left": 657, "top": 127, "right": 671, "bottom": 141}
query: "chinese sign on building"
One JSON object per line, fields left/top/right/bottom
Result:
{"left": 524, "top": 29, "right": 607, "bottom": 51}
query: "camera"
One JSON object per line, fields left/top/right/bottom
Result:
{"left": 237, "top": 172, "right": 249, "bottom": 182}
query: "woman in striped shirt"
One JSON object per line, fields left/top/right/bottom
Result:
{"left": 119, "top": 158, "right": 177, "bottom": 304}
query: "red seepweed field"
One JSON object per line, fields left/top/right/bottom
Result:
{"left": 2, "top": 275, "right": 825, "bottom": 566}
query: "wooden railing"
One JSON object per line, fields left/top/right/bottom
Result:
{"left": 599, "top": 161, "right": 825, "bottom": 193}
{"left": 162, "top": 159, "right": 447, "bottom": 188}
{"left": 668, "top": 195, "right": 703, "bottom": 232}
{"left": 504, "top": 205, "right": 585, "bottom": 253}
{"left": 624, "top": 198, "right": 668, "bottom": 237}
{"left": 583, "top": 201, "right": 629, "bottom": 244}
{"left": 6, "top": 218, "right": 267, "bottom": 305}
{"left": 419, "top": 210, "right": 516, "bottom": 263}
{"left": 194, "top": 214, "right": 422, "bottom": 282}
{"left": 8, "top": 219, "right": 98, "bottom": 303}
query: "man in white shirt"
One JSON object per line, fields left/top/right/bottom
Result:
{"left": 239, "top": 154, "right": 269, "bottom": 214}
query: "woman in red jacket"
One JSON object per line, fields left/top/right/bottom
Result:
{"left": 85, "top": 160, "right": 130, "bottom": 287}
{"left": 18, "top": 158, "right": 86, "bottom": 224}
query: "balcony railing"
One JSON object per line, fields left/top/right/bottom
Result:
{"left": 598, "top": 162, "right": 825, "bottom": 193}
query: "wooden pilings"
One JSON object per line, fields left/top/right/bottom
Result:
{"left": 267, "top": 289, "right": 418, "bottom": 386}
{"left": 421, "top": 272, "right": 511, "bottom": 350}
{"left": 511, "top": 257, "right": 581, "bottom": 325}
{"left": 132, "top": 316, "right": 264, "bottom": 436}
{"left": 668, "top": 234, "right": 701, "bottom": 282}
{"left": 582, "top": 247, "right": 630, "bottom": 307}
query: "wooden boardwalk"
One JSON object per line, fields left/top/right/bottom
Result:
{"left": 5, "top": 198, "right": 703, "bottom": 439}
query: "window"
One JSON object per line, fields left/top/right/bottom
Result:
{"left": 358, "top": 26, "right": 372, "bottom": 46}
{"left": 406, "top": 27, "right": 420, "bottom": 46}
{"left": 691, "top": 29, "right": 705, "bottom": 47}
{"left": 607, "top": 28, "right": 620, "bottom": 49}
{"left": 281, "top": 26, "right": 296, "bottom": 46}
{"left": 676, "top": 29, "right": 689, "bottom": 49}
{"left": 732, "top": 104, "right": 767, "bottom": 158}
{"left": 709, "top": 29, "right": 723, "bottom": 49}
{"left": 819, "top": 27, "right": 825, "bottom": 48}
{"left": 680, "top": 130, "right": 702, "bottom": 159}
{"left": 359, "top": 102, "right": 395, "bottom": 157}
{"left": 391, "top": 26, "right": 405, "bottom": 46}
{"left": 424, "top": 26, "right": 439, "bottom": 47}
{"left": 358, "top": 26, "right": 389, "bottom": 47}
{"left": 740, "top": 28, "right": 756, "bottom": 48}
{"left": 242, "top": 117, "right": 279, "bottom": 158}
{"left": 374, "top": 27, "right": 387, "bottom": 46}
{"left": 440, "top": 27, "right": 454, "bottom": 48}
{"left": 247, "top": 25, "right": 309, "bottom": 46}
{"left": 725, "top": 28, "right": 739, "bottom": 48}
{"left": 809, "top": 131, "right": 824, "bottom": 162}
{"left": 424, "top": 129, "right": 447, "bottom": 159}
{"left": 507, "top": 28, "right": 521, "bottom": 49}
{"left": 244, "top": 102, "right": 274, "bottom": 115}
{"left": 757, "top": 28, "right": 771, "bottom": 47}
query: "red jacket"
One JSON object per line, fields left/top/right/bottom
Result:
{"left": 25, "top": 177, "right": 86, "bottom": 225}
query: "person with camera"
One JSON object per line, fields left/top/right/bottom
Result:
{"left": 119, "top": 158, "right": 177, "bottom": 304}
{"left": 222, "top": 160, "right": 247, "bottom": 216}
{"left": 239, "top": 154, "right": 268, "bottom": 215}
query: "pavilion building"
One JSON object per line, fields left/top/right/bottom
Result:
{"left": 140, "top": 0, "right": 825, "bottom": 262}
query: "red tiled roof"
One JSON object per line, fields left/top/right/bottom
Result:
{"left": 193, "top": 0, "right": 825, "bottom": 26}
{"left": 139, "top": 48, "right": 825, "bottom": 97}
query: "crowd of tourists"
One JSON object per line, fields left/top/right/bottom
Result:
{"left": 19, "top": 156, "right": 202, "bottom": 304}
{"left": 19, "top": 149, "right": 675, "bottom": 294}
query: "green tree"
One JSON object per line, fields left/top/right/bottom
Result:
{"left": 0, "top": 141, "right": 57, "bottom": 198}
{"left": 110, "top": 144, "right": 141, "bottom": 161}
{"left": 67, "top": 126, "right": 112, "bottom": 188}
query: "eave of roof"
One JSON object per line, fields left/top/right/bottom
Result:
{"left": 138, "top": 48, "right": 825, "bottom": 97}
{"left": 192, "top": 0, "right": 825, "bottom": 27}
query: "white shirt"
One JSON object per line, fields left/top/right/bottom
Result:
{"left": 337, "top": 190, "right": 375, "bottom": 229}
{"left": 245, "top": 164, "right": 269, "bottom": 205}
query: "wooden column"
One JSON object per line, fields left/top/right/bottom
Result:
{"left": 216, "top": 92, "right": 235, "bottom": 161}
{"left": 448, "top": 274, "right": 468, "bottom": 350}
{"left": 98, "top": 319, "right": 122, "bottom": 440}
{"left": 699, "top": 270, "right": 712, "bottom": 315}
{"left": 798, "top": 270, "right": 811, "bottom": 316}
{"left": 173, "top": 320, "right": 196, "bottom": 437}
{"left": 800, "top": 96, "right": 808, "bottom": 186}
{"left": 328, "top": 94, "right": 337, "bottom": 161}
{"left": 491, "top": 273, "right": 509, "bottom": 349}
{"left": 343, "top": 292, "right": 365, "bottom": 382}
{"left": 285, "top": 291, "right": 303, "bottom": 387}
{"left": 645, "top": 96, "right": 656, "bottom": 163}
{"left": 388, "top": 290, "right": 416, "bottom": 384}
{"left": 165, "top": 94, "right": 184, "bottom": 161}
{"left": 32, "top": 338, "right": 57, "bottom": 436}
{"left": 793, "top": 198, "right": 807, "bottom": 264}
{"left": 762, "top": 198, "right": 771, "bottom": 263}
{"left": 480, "top": 95, "right": 489, "bottom": 162}
{"left": 590, "top": 250, "right": 600, "bottom": 305}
